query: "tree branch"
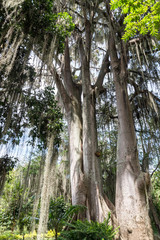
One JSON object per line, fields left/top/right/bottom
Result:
{"left": 129, "top": 69, "right": 160, "bottom": 80}
{"left": 129, "top": 78, "right": 160, "bottom": 103}
{"left": 33, "top": 47, "right": 71, "bottom": 112}
{"left": 63, "top": 38, "right": 76, "bottom": 97}
{"left": 49, "top": 65, "right": 71, "bottom": 112}
{"left": 95, "top": 50, "right": 110, "bottom": 89}
{"left": 151, "top": 160, "right": 160, "bottom": 178}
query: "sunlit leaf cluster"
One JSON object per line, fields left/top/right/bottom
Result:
{"left": 111, "top": 0, "right": 160, "bottom": 40}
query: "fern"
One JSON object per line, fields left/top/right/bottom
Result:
{"left": 58, "top": 214, "right": 116, "bottom": 240}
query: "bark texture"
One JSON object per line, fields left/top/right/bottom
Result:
{"left": 82, "top": 86, "right": 110, "bottom": 221}
{"left": 49, "top": 50, "right": 87, "bottom": 214}
{"left": 50, "top": 36, "right": 111, "bottom": 221}
{"left": 109, "top": 33, "right": 153, "bottom": 240}
{"left": 67, "top": 96, "right": 86, "bottom": 208}
{"left": 78, "top": 17, "right": 111, "bottom": 221}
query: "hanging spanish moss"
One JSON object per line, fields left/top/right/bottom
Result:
{"left": 37, "top": 135, "right": 58, "bottom": 240}
{"left": 2, "top": 0, "right": 25, "bottom": 9}
{"left": 0, "top": 0, "right": 69, "bottom": 158}
{"left": 31, "top": 153, "right": 45, "bottom": 232}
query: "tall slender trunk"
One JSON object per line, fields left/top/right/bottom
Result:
{"left": 0, "top": 172, "right": 6, "bottom": 196}
{"left": 37, "top": 135, "right": 57, "bottom": 240}
{"left": 31, "top": 155, "right": 44, "bottom": 232}
{"left": 109, "top": 33, "right": 153, "bottom": 240}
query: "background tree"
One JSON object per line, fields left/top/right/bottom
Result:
{"left": 0, "top": 156, "right": 17, "bottom": 196}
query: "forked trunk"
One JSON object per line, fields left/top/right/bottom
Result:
{"left": 52, "top": 37, "right": 111, "bottom": 221}
{"left": 82, "top": 86, "right": 110, "bottom": 221}
{"left": 109, "top": 33, "right": 153, "bottom": 240}
{"left": 78, "top": 18, "right": 111, "bottom": 219}
{"left": 66, "top": 88, "right": 110, "bottom": 221}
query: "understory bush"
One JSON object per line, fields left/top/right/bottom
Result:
{"left": 0, "top": 229, "right": 57, "bottom": 239}
{"left": 48, "top": 197, "right": 86, "bottom": 239}
{"left": 0, "top": 232, "right": 20, "bottom": 240}
{"left": 0, "top": 215, "right": 116, "bottom": 240}
{"left": 58, "top": 217, "right": 116, "bottom": 240}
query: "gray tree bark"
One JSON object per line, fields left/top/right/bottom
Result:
{"left": 49, "top": 46, "right": 87, "bottom": 215}
{"left": 49, "top": 33, "right": 112, "bottom": 221}
{"left": 78, "top": 16, "right": 112, "bottom": 221}
{"left": 109, "top": 32, "right": 153, "bottom": 240}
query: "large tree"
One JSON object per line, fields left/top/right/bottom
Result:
{"left": 1, "top": 0, "right": 160, "bottom": 239}
{"left": 0, "top": 0, "right": 113, "bottom": 222}
{"left": 105, "top": 1, "right": 159, "bottom": 238}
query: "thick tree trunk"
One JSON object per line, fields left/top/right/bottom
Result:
{"left": 82, "top": 86, "right": 110, "bottom": 221}
{"left": 109, "top": 33, "right": 153, "bottom": 240}
{"left": 50, "top": 58, "right": 87, "bottom": 217}
{"left": 67, "top": 96, "right": 87, "bottom": 209}
{"left": 37, "top": 135, "right": 57, "bottom": 240}
{"left": 51, "top": 36, "right": 111, "bottom": 221}
{"left": 115, "top": 77, "right": 153, "bottom": 240}
{"left": 78, "top": 17, "right": 111, "bottom": 220}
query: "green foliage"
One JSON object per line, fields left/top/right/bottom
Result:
{"left": 48, "top": 197, "right": 115, "bottom": 240}
{"left": 152, "top": 170, "right": 160, "bottom": 212}
{"left": 56, "top": 12, "right": 75, "bottom": 35}
{"left": 18, "top": 199, "right": 34, "bottom": 233}
{"left": 0, "top": 0, "right": 73, "bottom": 145}
{"left": 111, "top": 0, "right": 160, "bottom": 40}
{"left": 25, "top": 87, "right": 63, "bottom": 148}
{"left": 20, "top": 0, "right": 57, "bottom": 37}
{"left": 58, "top": 214, "right": 116, "bottom": 240}
{"left": 0, "top": 45, "right": 36, "bottom": 144}
{"left": 26, "top": 154, "right": 42, "bottom": 175}
{"left": 0, "top": 173, "right": 23, "bottom": 230}
{"left": 0, "top": 157, "right": 40, "bottom": 233}
{"left": 0, "top": 230, "right": 20, "bottom": 240}
{"left": 150, "top": 170, "right": 160, "bottom": 235}
{"left": 0, "top": 155, "right": 18, "bottom": 202}
{"left": 48, "top": 197, "right": 67, "bottom": 231}
{"left": 55, "top": 12, "right": 75, "bottom": 51}
{"left": 3, "top": 0, "right": 75, "bottom": 53}
{"left": 20, "top": 0, "right": 75, "bottom": 37}
{"left": 48, "top": 197, "right": 85, "bottom": 239}
{"left": 0, "top": 155, "right": 17, "bottom": 177}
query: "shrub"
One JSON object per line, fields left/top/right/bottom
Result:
{"left": 48, "top": 197, "right": 86, "bottom": 240}
{"left": 0, "top": 230, "right": 21, "bottom": 240}
{"left": 58, "top": 216, "right": 116, "bottom": 240}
